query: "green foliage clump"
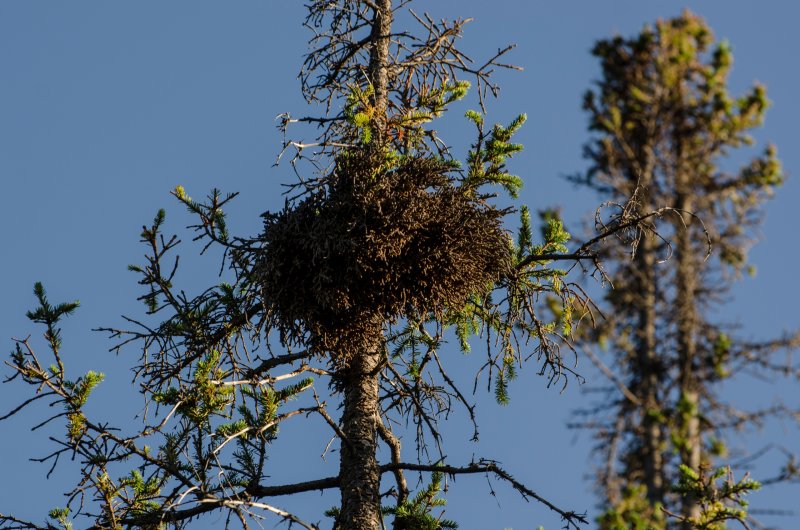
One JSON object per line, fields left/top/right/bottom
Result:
{"left": 597, "top": 484, "right": 666, "bottom": 530}
{"left": 673, "top": 465, "right": 760, "bottom": 529}
{"left": 154, "top": 350, "right": 233, "bottom": 426}
{"left": 47, "top": 507, "right": 73, "bottom": 530}
{"left": 388, "top": 473, "right": 458, "bottom": 530}
{"left": 26, "top": 282, "right": 79, "bottom": 357}
{"left": 327, "top": 472, "right": 458, "bottom": 530}
{"left": 463, "top": 111, "right": 526, "bottom": 198}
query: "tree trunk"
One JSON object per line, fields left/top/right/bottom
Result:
{"left": 339, "top": 343, "right": 383, "bottom": 530}
{"left": 636, "top": 226, "right": 665, "bottom": 505}
{"left": 675, "top": 187, "right": 701, "bottom": 527}
{"left": 367, "top": 0, "right": 393, "bottom": 137}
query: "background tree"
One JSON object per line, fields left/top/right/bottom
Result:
{"left": 0, "top": 2, "right": 623, "bottom": 529}
{"left": 573, "top": 11, "right": 800, "bottom": 529}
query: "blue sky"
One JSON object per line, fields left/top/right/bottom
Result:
{"left": 1, "top": 2, "right": 798, "bottom": 529}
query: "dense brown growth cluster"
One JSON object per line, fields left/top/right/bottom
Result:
{"left": 258, "top": 149, "right": 511, "bottom": 365}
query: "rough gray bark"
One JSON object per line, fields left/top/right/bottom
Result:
{"left": 366, "top": 0, "right": 392, "bottom": 137}
{"left": 339, "top": 341, "right": 383, "bottom": 530}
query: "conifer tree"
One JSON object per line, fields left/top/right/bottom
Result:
{"left": 574, "top": 11, "right": 800, "bottom": 529}
{"left": 0, "top": 2, "right": 632, "bottom": 529}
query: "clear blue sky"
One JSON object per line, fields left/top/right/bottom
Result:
{"left": 1, "top": 2, "right": 798, "bottom": 529}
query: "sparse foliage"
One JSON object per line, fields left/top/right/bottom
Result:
{"left": 573, "top": 10, "right": 800, "bottom": 529}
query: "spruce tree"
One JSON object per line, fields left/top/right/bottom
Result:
{"left": 574, "top": 11, "right": 799, "bottom": 529}
{"left": 0, "top": 2, "right": 626, "bottom": 529}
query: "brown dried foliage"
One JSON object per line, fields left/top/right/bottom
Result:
{"left": 258, "top": 148, "right": 511, "bottom": 366}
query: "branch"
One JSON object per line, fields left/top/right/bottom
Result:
{"left": 517, "top": 206, "right": 711, "bottom": 271}
{"left": 239, "top": 350, "right": 308, "bottom": 376}
{"left": 102, "top": 475, "right": 340, "bottom": 529}
{"left": 582, "top": 347, "right": 641, "bottom": 406}
{"left": 106, "top": 458, "right": 587, "bottom": 529}
{"left": 246, "top": 476, "right": 340, "bottom": 498}
{"left": 380, "top": 461, "right": 589, "bottom": 529}
{"left": 214, "top": 499, "right": 320, "bottom": 530}
{"left": 0, "top": 392, "right": 55, "bottom": 421}
{"left": 376, "top": 420, "right": 409, "bottom": 504}
{"left": 0, "top": 513, "right": 48, "bottom": 530}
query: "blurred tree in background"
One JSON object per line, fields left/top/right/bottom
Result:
{"left": 572, "top": 10, "right": 800, "bottom": 529}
